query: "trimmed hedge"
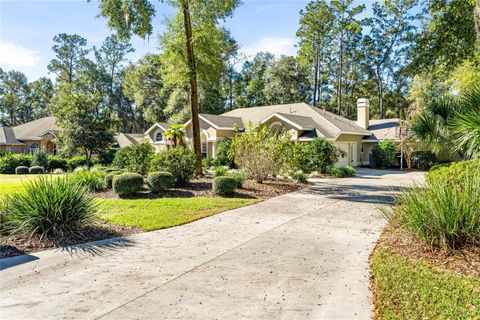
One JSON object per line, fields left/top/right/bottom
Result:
{"left": 147, "top": 172, "right": 175, "bottom": 193}
{"left": 212, "top": 176, "right": 237, "bottom": 195}
{"left": 0, "top": 154, "right": 32, "bottom": 174}
{"left": 47, "top": 155, "right": 68, "bottom": 171}
{"left": 66, "top": 156, "right": 99, "bottom": 171}
{"left": 104, "top": 171, "right": 121, "bottom": 189}
{"left": 426, "top": 159, "right": 480, "bottom": 187}
{"left": 412, "top": 151, "right": 436, "bottom": 170}
{"left": 29, "top": 166, "right": 44, "bottom": 174}
{"left": 112, "top": 173, "right": 144, "bottom": 195}
{"left": 327, "top": 165, "right": 356, "bottom": 178}
{"left": 229, "top": 170, "right": 247, "bottom": 188}
{"left": 15, "top": 166, "right": 29, "bottom": 174}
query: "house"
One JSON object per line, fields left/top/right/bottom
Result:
{"left": 0, "top": 117, "right": 57, "bottom": 154}
{"left": 182, "top": 98, "right": 400, "bottom": 167}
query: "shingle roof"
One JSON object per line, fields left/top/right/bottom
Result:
{"left": 365, "top": 119, "right": 400, "bottom": 141}
{"left": 115, "top": 133, "right": 145, "bottom": 148}
{"left": 200, "top": 114, "right": 244, "bottom": 129}
{"left": 270, "top": 113, "right": 317, "bottom": 130}
{"left": 12, "top": 116, "right": 57, "bottom": 140}
{"left": 0, "top": 127, "right": 25, "bottom": 145}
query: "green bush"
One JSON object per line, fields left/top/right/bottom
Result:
{"left": 304, "top": 138, "right": 342, "bottom": 173}
{"left": 228, "top": 170, "right": 247, "bottom": 188}
{"left": 214, "top": 138, "right": 235, "bottom": 168}
{"left": 15, "top": 166, "right": 29, "bottom": 175}
{"left": 212, "top": 176, "right": 237, "bottom": 195}
{"left": 66, "top": 155, "right": 99, "bottom": 171}
{"left": 98, "top": 149, "right": 117, "bottom": 165}
{"left": 371, "top": 140, "right": 397, "bottom": 168}
{"left": 291, "top": 170, "right": 307, "bottom": 183}
{"left": 426, "top": 159, "right": 480, "bottom": 188}
{"left": 104, "top": 171, "right": 121, "bottom": 189}
{"left": 31, "top": 149, "right": 48, "bottom": 168}
{"left": 213, "top": 166, "right": 228, "bottom": 177}
{"left": 147, "top": 172, "right": 175, "bottom": 193}
{"left": 412, "top": 151, "right": 436, "bottom": 170}
{"left": 112, "top": 173, "right": 144, "bottom": 195}
{"left": 0, "top": 154, "right": 32, "bottom": 174}
{"left": 150, "top": 147, "right": 196, "bottom": 187}
{"left": 0, "top": 176, "right": 97, "bottom": 239}
{"left": 70, "top": 169, "right": 106, "bottom": 192}
{"left": 385, "top": 172, "right": 480, "bottom": 250}
{"left": 112, "top": 143, "right": 154, "bottom": 175}
{"left": 47, "top": 155, "right": 68, "bottom": 171}
{"left": 327, "top": 166, "right": 356, "bottom": 178}
{"left": 29, "top": 166, "right": 44, "bottom": 174}
{"left": 202, "top": 157, "right": 215, "bottom": 171}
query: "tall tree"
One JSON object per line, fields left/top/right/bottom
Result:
{"left": 0, "top": 70, "right": 29, "bottom": 126}
{"left": 47, "top": 33, "right": 90, "bottom": 83}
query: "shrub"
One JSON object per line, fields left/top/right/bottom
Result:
{"left": 147, "top": 172, "right": 175, "bottom": 193}
{"left": 214, "top": 138, "right": 235, "bottom": 168}
{"left": 412, "top": 151, "right": 436, "bottom": 170}
{"left": 228, "top": 170, "right": 247, "bottom": 188}
{"left": 384, "top": 173, "right": 480, "bottom": 250}
{"left": 47, "top": 155, "right": 68, "bottom": 172}
{"left": 0, "top": 177, "right": 97, "bottom": 239}
{"left": 326, "top": 166, "right": 356, "bottom": 178}
{"left": 202, "top": 157, "right": 215, "bottom": 171}
{"left": 104, "top": 172, "right": 121, "bottom": 189}
{"left": 112, "top": 173, "right": 144, "bottom": 195}
{"left": 304, "top": 138, "right": 342, "bottom": 173}
{"left": 31, "top": 149, "right": 48, "bottom": 168}
{"left": 426, "top": 159, "right": 480, "bottom": 188}
{"left": 150, "top": 147, "right": 196, "bottom": 187}
{"left": 66, "top": 155, "right": 99, "bottom": 171}
{"left": 371, "top": 140, "right": 397, "bottom": 168}
{"left": 29, "top": 166, "right": 44, "bottom": 174}
{"left": 112, "top": 143, "right": 154, "bottom": 175}
{"left": 213, "top": 166, "right": 228, "bottom": 177}
{"left": 212, "top": 176, "right": 237, "bottom": 195}
{"left": 15, "top": 166, "right": 29, "bottom": 174}
{"left": 70, "top": 169, "right": 106, "bottom": 192}
{"left": 341, "top": 165, "right": 356, "bottom": 177}
{"left": 98, "top": 149, "right": 117, "bottom": 165}
{"left": 0, "top": 154, "right": 32, "bottom": 174}
{"left": 291, "top": 170, "right": 307, "bottom": 183}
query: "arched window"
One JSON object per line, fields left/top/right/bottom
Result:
{"left": 154, "top": 131, "right": 163, "bottom": 142}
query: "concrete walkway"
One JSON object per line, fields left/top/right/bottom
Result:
{"left": 0, "top": 168, "right": 424, "bottom": 320}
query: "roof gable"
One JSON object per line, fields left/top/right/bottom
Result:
{"left": 12, "top": 117, "right": 57, "bottom": 140}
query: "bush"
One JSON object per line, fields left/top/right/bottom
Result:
{"left": 112, "top": 143, "right": 154, "bottom": 175}
{"left": 147, "top": 172, "right": 175, "bottom": 193}
{"left": 212, "top": 176, "right": 237, "bottom": 195}
{"left": 304, "top": 138, "right": 342, "bottom": 173}
{"left": 104, "top": 171, "right": 121, "bottom": 189}
{"left": 384, "top": 172, "right": 480, "bottom": 250}
{"left": 371, "top": 140, "right": 397, "bottom": 168}
{"left": 70, "top": 169, "right": 106, "bottom": 192}
{"left": 214, "top": 138, "right": 235, "bottom": 168}
{"left": 228, "top": 170, "right": 247, "bottom": 188}
{"left": 202, "top": 157, "right": 215, "bottom": 171}
{"left": 47, "top": 155, "right": 68, "bottom": 172}
{"left": 291, "top": 170, "right": 307, "bottom": 183}
{"left": 213, "top": 166, "right": 228, "bottom": 177}
{"left": 112, "top": 173, "right": 144, "bottom": 195}
{"left": 0, "top": 176, "right": 97, "bottom": 239}
{"left": 31, "top": 149, "right": 48, "bottom": 168}
{"left": 150, "top": 147, "right": 196, "bottom": 187}
{"left": 0, "top": 154, "right": 32, "bottom": 174}
{"left": 66, "top": 155, "right": 99, "bottom": 171}
{"left": 15, "top": 166, "right": 29, "bottom": 174}
{"left": 29, "top": 166, "right": 44, "bottom": 174}
{"left": 412, "top": 151, "right": 436, "bottom": 170}
{"left": 426, "top": 159, "right": 480, "bottom": 188}
{"left": 98, "top": 149, "right": 117, "bottom": 165}
{"left": 327, "top": 165, "right": 356, "bottom": 178}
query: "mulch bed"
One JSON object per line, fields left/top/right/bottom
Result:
{"left": 1, "top": 177, "right": 308, "bottom": 259}
{"left": 373, "top": 222, "right": 480, "bottom": 277}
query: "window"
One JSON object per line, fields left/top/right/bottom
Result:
{"left": 201, "top": 141, "right": 207, "bottom": 157}
{"left": 154, "top": 131, "right": 163, "bottom": 142}
{"left": 29, "top": 143, "right": 39, "bottom": 154}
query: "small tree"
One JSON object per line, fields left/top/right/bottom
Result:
{"left": 304, "top": 138, "right": 342, "bottom": 173}
{"left": 230, "top": 124, "right": 294, "bottom": 183}
{"left": 372, "top": 140, "right": 397, "bottom": 168}
{"left": 112, "top": 142, "right": 154, "bottom": 175}
{"left": 164, "top": 124, "right": 186, "bottom": 148}
{"left": 32, "top": 149, "right": 49, "bottom": 168}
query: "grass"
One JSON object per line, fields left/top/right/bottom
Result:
{"left": 97, "top": 198, "right": 256, "bottom": 231}
{"left": 371, "top": 248, "right": 480, "bottom": 320}
{"left": 0, "top": 174, "right": 46, "bottom": 196}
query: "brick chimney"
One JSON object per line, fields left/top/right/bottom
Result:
{"left": 356, "top": 98, "right": 370, "bottom": 129}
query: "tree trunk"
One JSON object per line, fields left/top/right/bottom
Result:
{"left": 313, "top": 45, "right": 319, "bottom": 106}
{"left": 337, "top": 35, "right": 344, "bottom": 115}
{"left": 375, "top": 65, "right": 384, "bottom": 119}
{"left": 475, "top": 0, "right": 480, "bottom": 42}
{"left": 182, "top": 0, "right": 202, "bottom": 175}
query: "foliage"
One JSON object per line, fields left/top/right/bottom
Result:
{"left": 47, "top": 155, "right": 68, "bottom": 171}
{"left": 304, "top": 138, "right": 342, "bottom": 173}
{"left": 0, "top": 154, "right": 32, "bottom": 174}
{"left": 213, "top": 166, "right": 228, "bottom": 178}
{"left": 98, "top": 149, "right": 117, "bottom": 166}
{"left": 212, "top": 176, "right": 237, "bottom": 195}
{"left": 66, "top": 155, "right": 99, "bottom": 171}
{"left": 0, "top": 176, "right": 97, "bottom": 239}
{"left": 371, "top": 248, "right": 480, "bottom": 320}
{"left": 112, "top": 173, "right": 144, "bottom": 195}
{"left": 70, "top": 169, "right": 106, "bottom": 192}
{"left": 327, "top": 166, "right": 356, "bottom": 178}
{"left": 228, "top": 170, "right": 247, "bottom": 188}
{"left": 202, "top": 156, "right": 215, "bottom": 171}
{"left": 32, "top": 149, "right": 48, "bottom": 168}
{"left": 291, "top": 170, "right": 307, "bottom": 183}
{"left": 412, "top": 151, "right": 436, "bottom": 170}
{"left": 149, "top": 147, "right": 196, "bottom": 187}
{"left": 371, "top": 140, "right": 397, "bottom": 168}
{"left": 230, "top": 124, "right": 294, "bottom": 183}
{"left": 112, "top": 142, "right": 154, "bottom": 175}
{"left": 147, "top": 172, "right": 175, "bottom": 193}
{"left": 214, "top": 138, "right": 235, "bottom": 168}
{"left": 426, "top": 159, "right": 480, "bottom": 188}
{"left": 15, "top": 166, "right": 29, "bottom": 175}
{"left": 384, "top": 172, "right": 480, "bottom": 250}
{"left": 28, "top": 166, "right": 44, "bottom": 174}
{"left": 164, "top": 124, "right": 186, "bottom": 147}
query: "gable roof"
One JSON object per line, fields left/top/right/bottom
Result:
{"left": 0, "top": 127, "right": 25, "bottom": 145}
{"left": 365, "top": 119, "right": 400, "bottom": 141}
{"left": 184, "top": 114, "right": 244, "bottom": 130}
{"left": 260, "top": 112, "right": 317, "bottom": 130}
{"left": 12, "top": 117, "right": 57, "bottom": 140}
{"left": 115, "top": 133, "right": 145, "bottom": 148}
{"left": 145, "top": 122, "right": 170, "bottom": 135}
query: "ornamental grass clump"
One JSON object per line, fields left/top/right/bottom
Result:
{"left": 385, "top": 169, "right": 480, "bottom": 250}
{"left": 0, "top": 176, "right": 97, "bottom": 239}
{"left": 70, "top": 169, "right": 106, "bottom": 192}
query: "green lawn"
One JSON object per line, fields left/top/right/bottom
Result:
{"left": 0, "top": 174, "right": 45, "bottom": 196}
{"left": 98, "top": 198, "right": 256, "bottom": 231}
{"left": 371, "top": 248, "right": 480, "bottom": 319}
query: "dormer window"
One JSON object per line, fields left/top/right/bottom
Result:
{"left": 154, "top": 131, "right": 164, "bottom": 143}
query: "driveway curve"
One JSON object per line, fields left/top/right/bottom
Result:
{"left": 0, "top": 168, "right": 424, "bottom": 320}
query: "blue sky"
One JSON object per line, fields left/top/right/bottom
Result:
{"left": 0, "top": 0, "right": 373, "bottom": 81}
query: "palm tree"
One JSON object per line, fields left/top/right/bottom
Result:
{"left": 165, "top": 124, "right": 186, "bottom": 148}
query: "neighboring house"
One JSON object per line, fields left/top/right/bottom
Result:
{"left": 182, "top": 98, "right": 400, "bottom": 167}
{"left": 0, "top": 117, "right": 57, "bottom": 154}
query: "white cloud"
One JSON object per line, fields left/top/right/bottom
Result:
{"left": 0, "top": 42, "right": 41, "bottom": 68}
{"left": 241, "top": 37, "right": 297, "bottom": 58}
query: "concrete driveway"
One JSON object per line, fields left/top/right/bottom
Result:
{"left": 0, "top": 168, "right": 424, "bottom": 320}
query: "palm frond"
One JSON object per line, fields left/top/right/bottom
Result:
{"left": 451, "top": 112, "right": 480, "bottom": 159}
